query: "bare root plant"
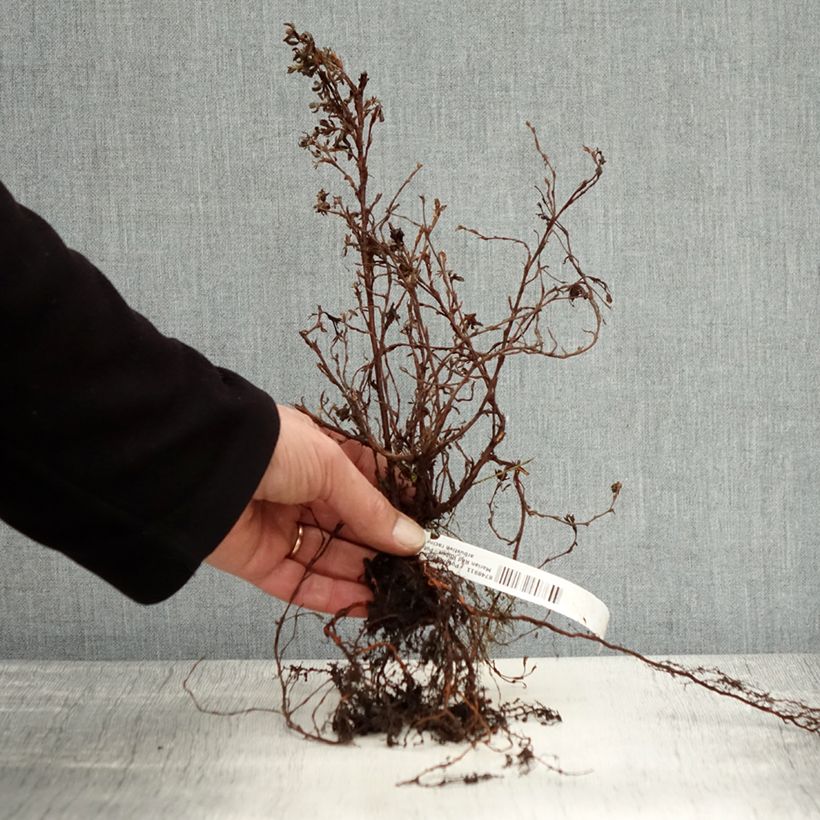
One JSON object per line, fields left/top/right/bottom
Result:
{"left": 186, "top": 24, "right": 820, "bottom": 788}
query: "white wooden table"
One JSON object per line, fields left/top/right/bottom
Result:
{"left": 0, "top": 655, "right": 817, "bottom": 819}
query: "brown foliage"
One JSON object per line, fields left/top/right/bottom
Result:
{"left": 283, "top": 23, "right": 610, "bottom": 541}
{"left": 184, "top": 25, "right": 820, "bottom": 788}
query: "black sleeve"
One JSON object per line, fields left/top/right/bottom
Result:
{"left": 0, "top": 180, "right": 280, "bottom": 604}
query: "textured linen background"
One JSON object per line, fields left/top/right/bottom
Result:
{"left": 0, "top": 1, "right": 817, "bottom": 659}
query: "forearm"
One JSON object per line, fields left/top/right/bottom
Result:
{"left": 0, "top": 181, "right": 279, "bottom": 603}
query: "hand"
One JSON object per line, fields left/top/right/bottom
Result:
{"left": 205, "top": 405, "right": 426, "bottom": 616}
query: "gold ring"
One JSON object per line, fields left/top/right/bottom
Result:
{"left": 290, "top": 524, "right": 304, "bottom": 557}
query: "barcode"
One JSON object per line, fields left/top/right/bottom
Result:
{"left": 494, "top": 565, "right": 561, "bottom": 604}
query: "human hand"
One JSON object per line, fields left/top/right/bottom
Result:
{"left": 204, "top": 405, "right": 426, "bottom": 616}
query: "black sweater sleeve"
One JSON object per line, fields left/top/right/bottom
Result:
{"left": 0, "top": 180, "right": 280, "bottom": 604}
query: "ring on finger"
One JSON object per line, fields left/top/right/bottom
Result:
{"left": 289, "top": 524, "right": 304, "bottom": 557}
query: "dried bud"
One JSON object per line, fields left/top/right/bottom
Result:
{"left": 315, "top": 188, "right": 330, "bottom": 215}
{"left": 568, "top": 282, "right": 586, "bottom": 301}
{"left": 385, "top": 305, "right": 399, "bottom": 327}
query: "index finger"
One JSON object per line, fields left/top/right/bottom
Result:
{"left": 323, "top": 429, "right": 417, "bottom": 503}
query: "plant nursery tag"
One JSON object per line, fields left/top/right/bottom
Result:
{"left": 422, "top": 534, "right": 610, "bottom": 638}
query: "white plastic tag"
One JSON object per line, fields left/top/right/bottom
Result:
{"left": 422, "top": 534, "right": 610, "bottom": 638}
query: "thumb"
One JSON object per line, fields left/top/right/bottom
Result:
{"left": 321, "top": 440, "right": 427, "bottom": 555}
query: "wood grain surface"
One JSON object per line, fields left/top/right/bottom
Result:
{"left": 0, "top": 655, "right": 817, "bottom": 819}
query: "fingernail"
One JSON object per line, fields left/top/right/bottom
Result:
{"left": 392, "top": 515, "right": 426, "bottom": 552}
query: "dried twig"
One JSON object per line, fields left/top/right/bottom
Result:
{"left": 257, "top": 24, "right": 820, "bottom": 786}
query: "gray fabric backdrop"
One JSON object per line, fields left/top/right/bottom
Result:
{"left": 0, "top": 0, "right": 817, "bottom": 660}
